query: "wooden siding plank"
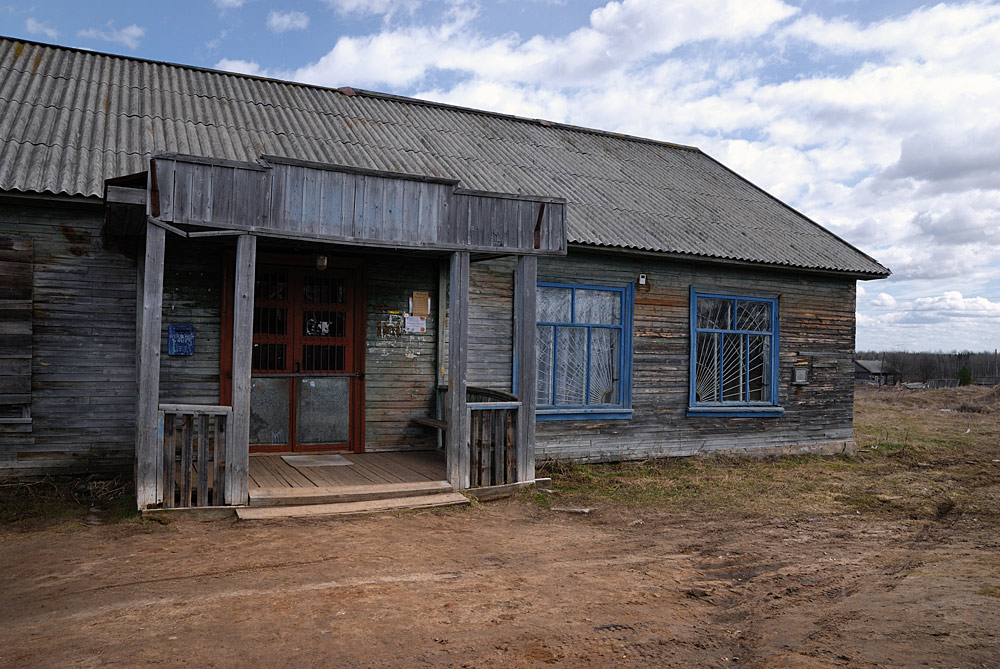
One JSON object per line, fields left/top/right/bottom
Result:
{"left": 197, "top": 413, "right": 210, "bottom": 506}
{"left": 135, "top": 222, "right": 166, "bottom": 509}
{"left": 514, "top": 254, "right": 537, "bottom": 482}
{"left": 227, "top": 234, "right": 255, "bottom": 505}
{"left": 162, "top": 412, "right": 174, "bottom": 508}
{"left": 319, "top": 170, "right": 344, "bottom": 236}
{"left": 180, "top": 413, "right": 193, "bottom": 506}
{"left": 447, "top": 251, "right": 470, "bottom": 489}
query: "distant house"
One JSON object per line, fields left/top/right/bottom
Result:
{"left": 0, "top": 38, "right": 890, "bottom": 511}
{"left": 854, "top": 360, "right": 898, "bottom": 386}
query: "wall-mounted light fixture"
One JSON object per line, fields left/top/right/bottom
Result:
{"left": 315, "top": 254, "right": 328, "bottom": 271}
{"left": 638, "top": 273, "right": 647, "bottom": 286}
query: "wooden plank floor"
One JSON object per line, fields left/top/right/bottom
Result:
{"left": 248, "top": 451, "right": 447, "bottom": 491}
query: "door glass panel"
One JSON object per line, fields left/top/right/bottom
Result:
{"left": 253, "top": 306, "right": 287, "bottom": 335}
{"left": 301, "top": 345, "right": 346, "bottom": 371}
{"left": 302, "top": 310, "right": 346, "bottom": 337}
{"left": 251, "top": 343, "right": 286, "bottom": 372}
{"left": 303, "top": 274, "right": 346, "bottom": 303}
{"left": 249, "top": 377, "right": 290, "bottom": 445}
{"left": 297, "top": 377, "right": 350, "bottom": 444}
{"left": 255, "top": 272, "right": 287, "bottom": 300}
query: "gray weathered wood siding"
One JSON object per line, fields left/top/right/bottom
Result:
{"left": 468, "top": 258, "right": 515, "bottom": 391}
{"left": 0, "top": 197, "right": 137, "bottom": 475}
{"left": 151, "top": 155, "right": 567, "bottom": 256}
{"left": 158, "top": 239, "right": 223, "bottom": 406}
{"left": 0, "top": 234, "right": 32, "bottom": 407}
{"left": 530, "top": 250, "right": 856, "bottom": 461}
{"left": 364, "top": 255, "right": 438, "bottom": 451}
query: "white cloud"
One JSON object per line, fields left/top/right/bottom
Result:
{"left": 871, "top": 292, "right": 897, "bottom": 309}
{"left": 267, "top": 10, "right": 309, "bottom": 33}
{"left": 292, "top": 0, "right": 797, "bottom": 90}
{"left": 215, "top": 58, "right": 271, "bottom": 77}
{"left": 213, "top": 0, "right": 244, "bottom": 8}
{"left": 77, "top": 23, "right": 145, "bottom": 49}
{"left": 858, "top": 291, "right": 1000, "bottom": 351}
{"left": 25, "top": 17, "right": 58, "bottom": 40}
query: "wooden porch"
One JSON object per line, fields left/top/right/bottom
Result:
{"left": 129, "top": 153, "right": 564, "bottom": 510}
{"left": 247, "top": 451, "right": 449, "bottom": 507}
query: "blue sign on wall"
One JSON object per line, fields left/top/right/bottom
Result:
{"left": 167, "top": 324, "right": 195, "bottom": 356}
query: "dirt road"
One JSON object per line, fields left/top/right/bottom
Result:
{"left": 2, "top": 498, "right": 996, "bottom": 667}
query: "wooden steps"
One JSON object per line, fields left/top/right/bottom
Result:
{"left": 237, "top": 492, "right": 469, "bottom": 520}
{"left": 247, "top": 480, "right": 454, "bottom": 507}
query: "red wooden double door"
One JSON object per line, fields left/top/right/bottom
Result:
{"left": 223, "top": 257, "right": 365, "bottom": 453}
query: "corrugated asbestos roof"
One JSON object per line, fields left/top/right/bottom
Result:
{"left": 0, "top": 37, "right": 889, "bottom": 276}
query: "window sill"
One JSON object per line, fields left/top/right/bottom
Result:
{"left": 537, "top": 408, "right": 633, "bottom": 422}
{"left": 686, "top": 406, "right": 784, "bottom": 418}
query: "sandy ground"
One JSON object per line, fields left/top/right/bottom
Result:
{"left": 1, "top": 498, "right": 997, "bottom": 668}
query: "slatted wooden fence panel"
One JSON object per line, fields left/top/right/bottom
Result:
{"left": 159, "top": 404, "right": 231, "bottom": 508}
{"left": 466, "top": 387, "right": 520, "bottom": 487}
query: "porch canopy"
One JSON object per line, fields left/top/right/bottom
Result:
{"left": 118, "top": 153, "right": 567, "bottom": 509}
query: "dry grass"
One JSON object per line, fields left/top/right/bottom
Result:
{"left": 0, "top": 474, "right": 137, "bottom": 528}
{"left": 540, "top": 386, "right": 1000, "bottom": 524}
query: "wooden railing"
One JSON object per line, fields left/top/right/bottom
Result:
{"left": 466, "top": 387, "right": 520, "bottom": 488}
{"left": 159, "top": 404, "right": 231, "bottom": 508}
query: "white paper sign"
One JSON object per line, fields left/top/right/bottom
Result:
{"left": 404, "top": 315, "right": 426, "bottom": 333}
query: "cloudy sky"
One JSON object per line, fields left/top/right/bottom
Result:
{"left": 4, "top": 0, "right": 1000, "bottom": 352}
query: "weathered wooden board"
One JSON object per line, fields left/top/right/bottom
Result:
{"left": 135, "top": 221, "right": 166, "bottom": 508}
{"left": 447, "top": 251, "right": 470, "bottom": 489}
{"left": 227, "top": 234, "right": 255, "bottom": 505}
{"left": 151, "top": 154, "right": 567, "bottom": 256}
{"left": 0, "top": 235, "right": 32, "bottom": 408}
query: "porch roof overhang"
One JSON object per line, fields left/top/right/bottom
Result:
{"left": 108, "top": 152, "right": 567, "bottom": 256}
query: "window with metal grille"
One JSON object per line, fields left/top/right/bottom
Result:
{"left": 535, "top": 282, "right": 633, "bottom": 421}
{"left": 689, "top": 289, "right": 780, "bottom": 415}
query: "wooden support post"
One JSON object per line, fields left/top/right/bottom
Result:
{"left": 436, "top": 259, "right": 448, "bottom": 450}
{"left": 227, "top": 234, "right": 256, "bottom": 505}
{"left": 447, "top": 251, "right": 470, "bottom": 489}
{"left": 514, "top": 254, "right": 537, "bottom": 483}
{"left": 135, "top": 222, "right": 166, "bottom": 509}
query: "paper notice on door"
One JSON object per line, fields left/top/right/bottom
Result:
{"left": 404, "top": 315, "right": 426, "bottom": 333}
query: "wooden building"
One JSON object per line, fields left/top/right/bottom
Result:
{"left": 853, "top": 359, "right": 898, "bottom": 387}
{"left": 0, "top": 38, "right": 889, "bottom": 510}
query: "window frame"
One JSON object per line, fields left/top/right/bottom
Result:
{"left": 531, "top": 281, "right": 634, "bottom": 421}
{"left": 687, "top": 287, "right": 783, "bottom": 418}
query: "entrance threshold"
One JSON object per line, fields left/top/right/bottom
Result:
{"left": 247, "top": 450, "right": 449, "bottom": 507}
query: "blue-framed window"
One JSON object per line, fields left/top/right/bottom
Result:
{"left": 535, "top": 282, "right": 634, "bottom": 421}
{"left": 688, "top": 289, "right": 782, "bottom": 417}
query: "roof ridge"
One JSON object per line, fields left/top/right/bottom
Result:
{"left": 0, "top": 35, "right": 702, "bottom": 154}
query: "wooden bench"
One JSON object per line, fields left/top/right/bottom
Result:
{"left": 408, "top": 385, "right": 519, "bottom": 436}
